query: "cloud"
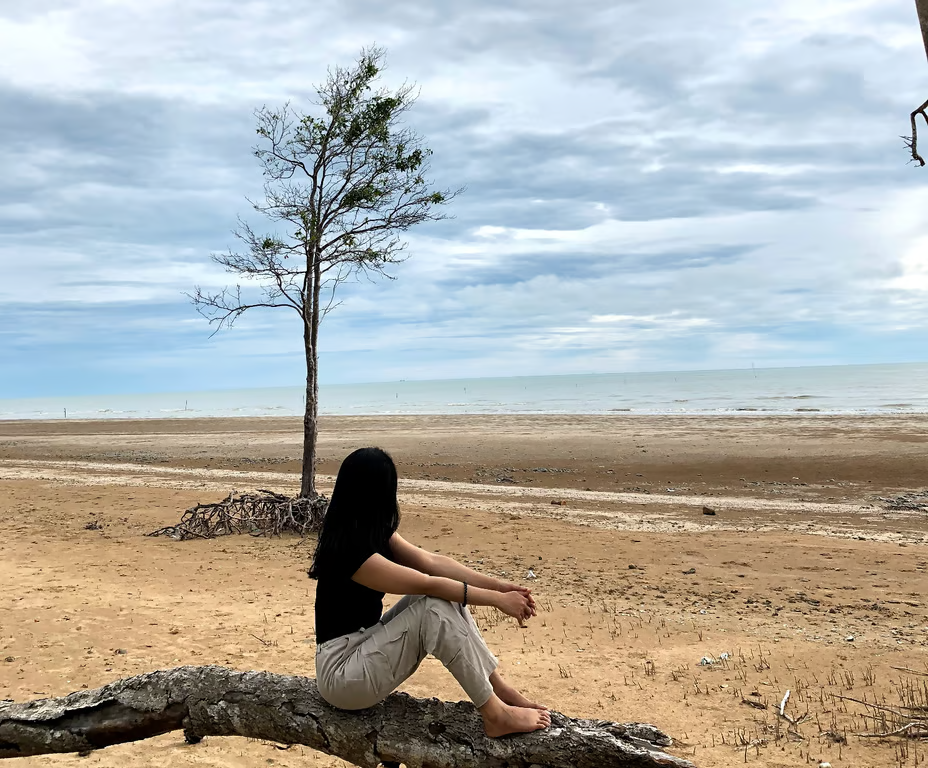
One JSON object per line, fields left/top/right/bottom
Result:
{"left": 0, "top": 0, "right": 927, "bottom": 397}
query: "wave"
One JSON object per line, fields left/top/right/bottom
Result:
{"left": 761, "top": 394, "right": 819, "bottom": 400}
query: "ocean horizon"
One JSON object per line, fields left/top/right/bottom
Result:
{"left": 1, "top": 362, "right": 926, "bottom": 421}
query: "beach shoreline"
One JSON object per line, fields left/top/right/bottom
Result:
{"left": 1, "top": 414, "right": 927, "bottom": 767}
{"left": 2, "top": 412, "right": 926, "bottom": 495}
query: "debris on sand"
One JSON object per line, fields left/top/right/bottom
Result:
{"left": 877, "top": 491, "right": 928, "bottom": 512}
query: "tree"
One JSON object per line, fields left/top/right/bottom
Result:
{"left": 907, "top": 0, "right": 928, "bottom": 165}
{"left": 918, "top": 0, "right": 928, "bottom": 61}
{"left": 192, "top": 47, "right": 459, "bottom": 499}
{"left": 0, "top": 666, "right": 695, "bottom": 767}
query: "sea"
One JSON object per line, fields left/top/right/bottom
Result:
{"left": 0, "top": 362, "right": 926, "bottom": 421}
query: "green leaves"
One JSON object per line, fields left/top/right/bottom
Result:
{"left": 341, "top": 183, "right": 386, "bottom": 208}
{"left": 394, "top": 147, "right": 423, "bottom": 172}
{"left": 341, "top": 94, "right": 401, "bottom": 145}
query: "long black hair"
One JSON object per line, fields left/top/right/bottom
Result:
{"left": 308, "top": 447, "right": 400, "bottom": 579}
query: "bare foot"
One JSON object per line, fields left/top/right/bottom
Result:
{"left": 480, "top": 696, "right": 551, "bottom": 737}
{"left": 490, "top": 672, "right": 548, "bottom": 710}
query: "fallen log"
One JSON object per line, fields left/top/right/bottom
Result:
{"left": 0, "top": 665, "right": 694, "bottom": 767}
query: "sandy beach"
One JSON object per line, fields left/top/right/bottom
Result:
{"left": 1, "top": 414, "right": 927, "bottom": 767}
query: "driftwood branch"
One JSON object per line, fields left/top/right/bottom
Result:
{"left": 0, "top": 666, "right": 695, "bottom": 767}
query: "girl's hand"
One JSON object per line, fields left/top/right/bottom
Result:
{"left": 497, "top": 580, "right": 536, "bottom": 610}
{"left": 495, "top": 591, "right": 536, "bottom": 623}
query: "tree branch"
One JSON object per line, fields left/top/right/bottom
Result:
{"left": 905, "top": 1, "right": 928, "bottom": 165}
{"left": 189, "top": 285, "right": 300, "bottom": 335}
{"left": 0, "top": 666, "right": 695, "bottom": 767}
{"left": 905, "top": 98, "right": 928, "bottom": 166}
{"left": 254, "top": 103, "right": 314, "bottom": 181}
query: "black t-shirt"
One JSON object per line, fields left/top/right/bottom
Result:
{"left": 314, "top": 539, "right": 392, "bottom": 644}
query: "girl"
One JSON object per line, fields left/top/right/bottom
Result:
{"left": 310, "top": 447, "right": 550, "bottom": 737}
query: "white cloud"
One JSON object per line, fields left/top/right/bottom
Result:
{"left": 873, "top": 187, "right": 928, "bottom": 294}
{"left": 715, "top": 164, "right": 820, "bottom": 176}
{"left": 894, "top": 237, "right": 928, "bottom": 292}
{"left": 590, "top": 313, "right": 713, "bottom": 329}
{"left": 0, "top": 10, "right": 93, "bottom": 92}
{"left": 1, "top": 0, "right": 927, "bottom": 396}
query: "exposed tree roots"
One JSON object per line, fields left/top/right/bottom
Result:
{"left": 147, "top": 490, "right": 328, "bottom": 540}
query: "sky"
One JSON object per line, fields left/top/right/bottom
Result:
{"left": 1, "top": 0, "right": 927, "bottom": 398}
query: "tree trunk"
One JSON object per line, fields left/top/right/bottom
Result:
{"left": 0, "top": 666, "right": 695, "bottom": 767}
{"left": 918, "top": 0, "right": 928, "bottom": 63}
{"left": 299, "top": 247, "right": 323, "bottom": 500}
{"left": 300, "top": 346, "right": 319, "bottom": 499}
{"left": 300, "top": 318, "right": 317, "bottom": 500}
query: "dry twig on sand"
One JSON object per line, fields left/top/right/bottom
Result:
{"left": 148, "top": 490, "right": 327, "bottom": 540}
{"left": 892, "top": 666, "right": 928, "bottom": 678}
{"left": 833, "top": 683, "right": 928, "bottom": 740}
{"left": 774, "top": 689, "right": 811, "bottom": 741}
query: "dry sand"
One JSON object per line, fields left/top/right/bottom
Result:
{"left": 1, "top": 414, "right": 927, "bottom": 767}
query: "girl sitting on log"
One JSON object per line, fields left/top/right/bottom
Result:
{"left": 309, "top": 447, "right": 550, "bottom": 737}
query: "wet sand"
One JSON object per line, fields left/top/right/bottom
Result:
{"left": 1, "top": 415, "right": 926, "bottom": 767}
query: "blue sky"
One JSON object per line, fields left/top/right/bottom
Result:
{"left": 1, "top": 0, "right": 927, "bottom": 397}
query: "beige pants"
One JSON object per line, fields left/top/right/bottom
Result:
{"left": 315, "top": 595, "right": 498, "bottom": 710}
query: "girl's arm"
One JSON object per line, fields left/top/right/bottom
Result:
{"left": 389, "top": 533, "right": 534, "bottom": 604}
{"left": 352, "top": 553, "right": 536, "bottom": 622}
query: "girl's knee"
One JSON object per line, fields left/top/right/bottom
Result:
{"left": 423, "top": 595, "right": 466, "bottom": 619}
